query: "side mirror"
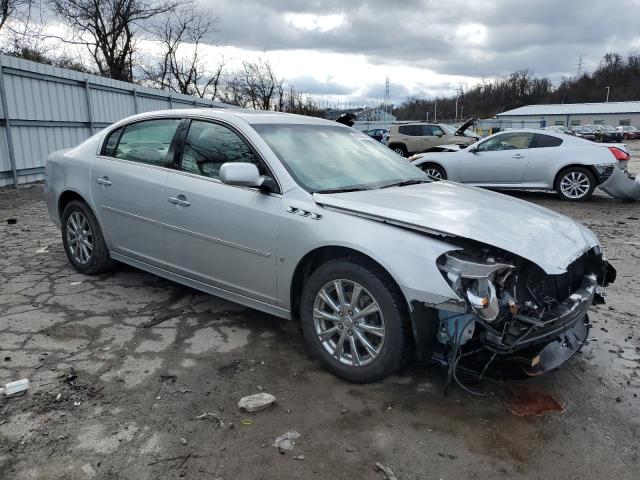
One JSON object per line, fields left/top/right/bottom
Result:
{"left": 219, "top": 162, "right": 275, "bottom": 192}
{"left": 468, "top": 146, "right": 478, "bottom": 153}
{"left": 435, "top": 132, "right": 444, "bottom": 137}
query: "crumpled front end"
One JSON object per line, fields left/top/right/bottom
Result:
{"left": 432, "top": 245, "right": 616, "bottom": 381}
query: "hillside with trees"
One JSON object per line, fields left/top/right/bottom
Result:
{"left": 393, "top": 53, "right": 640, "bottom": 121}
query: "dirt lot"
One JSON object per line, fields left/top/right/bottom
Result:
{"left": 1, "top": 144, "right": 639, "bottom": 480}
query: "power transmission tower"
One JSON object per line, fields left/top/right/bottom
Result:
{"left": 383, "top": 76, "right": 391, "bottom": 117}
{"left": 576, "top": 55, "right": 584, "bottom": 76}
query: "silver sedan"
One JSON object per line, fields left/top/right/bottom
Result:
{"left": 45, "top": 110, "right": 615, "bottom": 385}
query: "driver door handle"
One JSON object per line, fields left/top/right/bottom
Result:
{"left": 512, "top": 153, "right": 525, "bottom": 159}
{"left": 168, "top": 196, "right": 191, "bottom": 207}
{"left": 95, "top": 176, "right": 112, "bottom": 186}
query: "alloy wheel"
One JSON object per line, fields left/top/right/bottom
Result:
{"left": 424, "top": 168, "right": 443, "bottom": 180}
{"left": 312, "top": 279, "right": 386, "bottom": 367}
{"left": 66, "top": 211, "right": 94, "bottom": 264}
{"left": 560, "top": 171, "right": 591, "bottom": 199}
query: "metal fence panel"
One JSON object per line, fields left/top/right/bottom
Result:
{"left": 0, "top": 54, "right": 234, "bottom": 187}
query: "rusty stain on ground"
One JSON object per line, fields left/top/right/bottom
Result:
{"left": 503, "top": 385, "right": 565, "bottom": 417}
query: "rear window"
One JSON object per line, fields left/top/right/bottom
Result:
{"left": 531, "top": 134, "right": 563, "bottom": 148}
{"left": 398, "top": 125, "right": 423, "bottom": 136}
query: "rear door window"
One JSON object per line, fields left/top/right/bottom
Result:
{"left": 112, "top": 119, "right": 181, "bottom": 166}
{"left": 398, "top": 125, "right": 423, "bottom": 136}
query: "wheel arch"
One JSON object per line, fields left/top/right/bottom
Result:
{"left": 387, "top": 142, "right": 407, "bottom": 154}
{"left": 553, "top": 164, "right": 600, "bottom": 188}
{"left": 415, "top": 159, "right": 448, "bottom": 179}
{"left": 289, "top": 246, "right": 408, "bottom": 322}
{"left": 58, "top": 190, "right": 90, "bottom": 219}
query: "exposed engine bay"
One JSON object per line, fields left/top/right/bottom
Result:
{"left": 430, "top": 243, "right": 616, "bottom": 394}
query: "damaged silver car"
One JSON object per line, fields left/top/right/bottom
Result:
{"left": 44, "top": 110, "right": 616, "bottom": 385}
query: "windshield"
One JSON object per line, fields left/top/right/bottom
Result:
{"left": 253, "top": 124, "right": 427, "bottom": 192}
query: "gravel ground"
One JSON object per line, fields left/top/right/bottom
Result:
{"left": 1, "top": 142, "right": 639, "bottom": 480}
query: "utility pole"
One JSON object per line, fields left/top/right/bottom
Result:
{"left": 605, "top": 86, "right": 610, "bottom": 102}
{"left": 454, "top": 87, "right": 463, "bottom": 123}
{"left": 434, "top": 99, "right": 437, "bottom": 123}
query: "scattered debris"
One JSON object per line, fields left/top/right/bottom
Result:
{"left": 241, "top": 419, "right": 252, "bottom": 426}
{"left": 142, "top": 311, "right": 181, "bottom": 328}
{"left": 35, "top": 246, "right": 49, "bottom": 254}
{"left": 6, "top": 218, "right": 17, "bottom": 225}
{"left": 273, "top": 430, "right": 301, "bottom": 451}
{"left": 180, "top": 438, "right": 187, "bottom": 445}
{"left": 375, "top": 462, "right": 398, "bottom": 480}
{"left": 293, "top": 455, "right": 305, "bottom": 460}
{"left": 70, "top": 281, "right": 82, "bottom": 286}
{"left": 0, "top": 379, "right": 31, "bottom": 398}
{"left": 503, "top": 385, "right": 565, "bottom": 416}
{"left": 238, "top": 392, "right": 276, "bottom": 412}
{"left": 437, "top": 452, "right": 458, "bottom": 460}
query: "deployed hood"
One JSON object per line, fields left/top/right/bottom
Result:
{"left": 314, "top": 181, "right": 599, "bottom": 274}
{"left": 454, "top": 118, "right": 478, "bottom": 137}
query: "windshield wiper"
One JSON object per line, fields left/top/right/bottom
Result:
{"left": 316, "top": 186, "right": 372, "bottom": 194}
{"left": 379, "top": 179, "right": 429, "bottom": 189}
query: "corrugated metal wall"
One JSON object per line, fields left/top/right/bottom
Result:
{"left": 0, "top": 54, "right": 234, "bottom": 187}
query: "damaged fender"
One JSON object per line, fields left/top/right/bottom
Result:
{"left": 599, "top": 166, "right": 640, "bottom": 201}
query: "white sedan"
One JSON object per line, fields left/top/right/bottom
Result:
{"left": 410, "top": 129, "right": 629, "bottom": 201}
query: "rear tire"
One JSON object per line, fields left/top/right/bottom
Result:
{"left": 300, "top": 259, "right": 408, "bottom": 383}
{"left": 555, "top": 167, "right": 596, "bottom": 202}
{"left": 389, "top": 144, "right": 408, "bottom": 157}
{"left": 61, "top": 200, "right": 115, "bottom": 274}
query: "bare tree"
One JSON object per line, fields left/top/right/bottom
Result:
{"left": 1, "top": 0, "right": 33, "bottom": 33}
{"left": 218, "top": 72, "right": 249, "bottom": 107}
{"left": 48, "top": 0, "right": 179, "bottom": 81}
{"left": 141, "top": 5, "right": 224, "bottom": 98}
{"left": 239, "top": 59, "right": 283, "bottom": 110}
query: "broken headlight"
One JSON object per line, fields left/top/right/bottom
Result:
{"left": 438, "top": 252, "right": 514, "bottom": 322}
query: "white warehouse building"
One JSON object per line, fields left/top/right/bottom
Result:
{"left": 496, "top": 101, "right": 640, "bottom": 128}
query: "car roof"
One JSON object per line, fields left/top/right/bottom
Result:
{"left": 113, "top": 108, "right": 338, "bottom": 127}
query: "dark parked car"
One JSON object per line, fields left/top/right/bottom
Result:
{"left": 363, "top": 128, "right": 388, "bottom": 142}
{"left": 574, "top": 126, "right": 596, "bottom": 141}
{"left": 593, "top": 125, "right": 623, "bottom": 143}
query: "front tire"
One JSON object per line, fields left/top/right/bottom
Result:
{"left": 418, "top": 163, "right": 447, "bottom": 180}
{"left": 300, "top": 259, "right": 408, "bottom": 383}
{"left": 61, "top": 200, "right": 114, "bottom": 274}
{"left": 555, "top": 167, "right": 596, "bottom": 202}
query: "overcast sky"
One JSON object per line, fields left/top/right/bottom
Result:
{"left": 197, "top": 0, "right": 640, "bottom": 104}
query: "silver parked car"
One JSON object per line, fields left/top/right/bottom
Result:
{"left": 45, "top": 110, "right": 615, "bottom": 385}
{"left": 410, "top": 129, "right": 629, "bottom": 201}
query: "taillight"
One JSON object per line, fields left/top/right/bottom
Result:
{"left": 608, "top": 146, "right": 630, "bottom": 161}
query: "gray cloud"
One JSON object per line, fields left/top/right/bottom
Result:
{"left": 285, "top": 76, "right": 356, "bottom": 95}
{"left": 203, "top": 0, "right": 640, "bottom": 97}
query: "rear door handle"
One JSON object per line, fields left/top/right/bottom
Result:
{"left": 95, "top": 176, "right": 112, "bottom": 186}
{"left": 168, "top": 196, "right": 191, "bottom": 207}
{"left": 512, "top": 153, "right": 525, "bottom": 159}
